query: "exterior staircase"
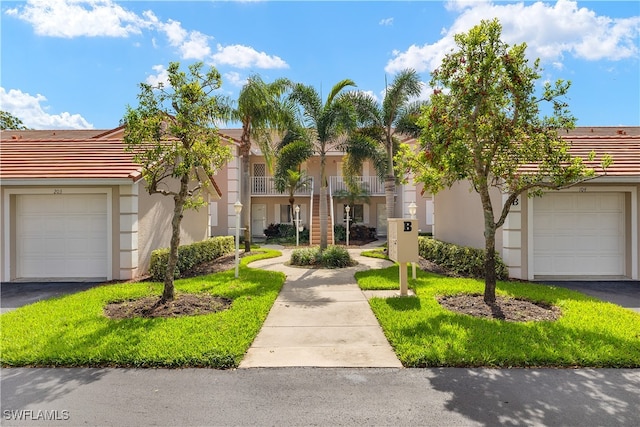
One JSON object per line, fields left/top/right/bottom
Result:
{"left": 310, "top": 194, "right": 334, "bottom": 246}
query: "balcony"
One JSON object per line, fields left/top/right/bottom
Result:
{"left": 329, "top": 176, "right": 386, "bottom": 196}
{"left": 251, "top": 176, "right": 314, "bottom": 196}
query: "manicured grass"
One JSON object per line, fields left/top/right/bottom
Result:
{"left": 360, "top": 248, "right": 389, "bottom": 260}
{"left": 356, "top": 265, "right": 640, "bottom": 368}
{"left": 0, "top": 250, "right": 284, "bottom": 368}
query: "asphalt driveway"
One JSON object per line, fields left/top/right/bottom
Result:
{"left": 0, "top": 281, "right": 105, "bottom": 313}
{"left": 541, "top": 280, "right": 640, "bottom": 313}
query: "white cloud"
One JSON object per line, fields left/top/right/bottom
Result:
{"left": 9, "top": 0, "right": 150, "bottom": 38}
{"left": 379, "top": 17, "right": 394, "bottom": 26}
{"left": 224, "top": 71, "right": 247, "bottom": 87}
{"left": 0, "top": 87, "right": 93, "bottom": 129}
{"left": 386, "top": 0, "right": 640, "bottom": 74}
{"left": 145, "top": 65, "right": 170, "bottom": 87}
{"left": 211, "top": 44, "right": 289, "bottom": 69}
{"left": 7, "top": 1, "right": 289, "bottom": 69}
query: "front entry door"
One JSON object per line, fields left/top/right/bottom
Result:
{"left": 252, "top": 204, "right": 267, "bottom": 237}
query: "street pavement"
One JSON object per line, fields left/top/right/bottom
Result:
{"left": 2, "top": 367, "right": 639, "bottom": 426}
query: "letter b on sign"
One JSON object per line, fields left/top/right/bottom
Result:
{"left": 403, "top": 221, "right": 412, "bottom": 232}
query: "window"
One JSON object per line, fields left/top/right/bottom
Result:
{"left": 280, "top": 204, "right": 291, "bottom": 223}
{"left": 343, "top": 204, "right": 364, "bottom": 223}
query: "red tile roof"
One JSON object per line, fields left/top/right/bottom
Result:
{"left": 0, "top": 138, "right": 143, "bottom": 181}
{"left": 517, "top": 130, "right": 640, "bottom": 178}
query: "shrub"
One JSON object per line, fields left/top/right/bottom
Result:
{"left": 334, "top": 224, "right": 376, "bottom": 242}
{"left": 290, "top": 247, "right": 321, "bottom": 266}
{"left": 418, "top": 236, "right": 508, "bottom": 279}
{"left": 264, "top": 223, "right": 309, "bottom": 244}
{"left": 290, "top": 245, "right": 355, "bottom": 268}
{"left": 320, "top": 245, "right": 355, "bottom": 268}
{"left": 149, "top": 236, "right": 234, "bottom": 280}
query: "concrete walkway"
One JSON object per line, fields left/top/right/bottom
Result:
{"left": 240, "top": 244, "right": 406, "bottom": 368}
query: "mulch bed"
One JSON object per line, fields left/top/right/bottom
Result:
{"left": 104, "top": 294, "right": 232, "bottom": 319}
{"left": 417, "top": 258, "right": 561, "bottom": 322}
{"left": 103, "top": 252, "right": 247, "bottom": 319}
{"left": 437, "top": 294, "right": 561, "bottom": 322}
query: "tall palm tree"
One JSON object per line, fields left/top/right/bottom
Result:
{"left": 274, "top": 127, "right": 315, "bottom": 220}
{"left": 342, "top": 69, "right": 425, "bottom": 230}
{"left": 232, "top": 75, "right": 294, "bottom": 251}
{"left": 276, "top": 169, "right": 313, "bottom": 221}
{"left": 289, "top": 79, "right": 358, "bottom": 250}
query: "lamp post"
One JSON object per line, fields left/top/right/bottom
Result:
{"left": 294, "top": 204, "right": 301, "bottom": 247}
{"left": 234, "top": 200, "right": 242, "bottom": 278}
{"left": 409, "top": 201, "right": 417, "bottom": 280}
{"left": 345, "top": 205, "right": 351, "bottom": 247}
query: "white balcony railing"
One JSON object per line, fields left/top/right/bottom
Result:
{"left": 329, "top": 176, "right": 386, "bottom": 196}
{"left": 251, "top": 176, "right": 314, "bottom": 196}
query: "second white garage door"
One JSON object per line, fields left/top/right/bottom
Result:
{"left": 16, "top": 193, "right": 109, "bottom": 279}
{"left": 533, "top": 192, "right": 625, "bottom": 277}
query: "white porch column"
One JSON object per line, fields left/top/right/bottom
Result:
{"left": 119, "top": 183, "right": 139, "bottom": 280}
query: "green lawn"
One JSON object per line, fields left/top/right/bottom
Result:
{"left": 0, "top": 250, "right": 284, "bottom": 368}
{"left": 356, "top": 265, "right": 640, "bottom": 368}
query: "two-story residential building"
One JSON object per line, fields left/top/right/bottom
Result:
{"left": 211, "top": 129, "right": 434, "bottom": 245}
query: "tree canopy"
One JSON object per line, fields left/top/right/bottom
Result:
{"left": 1, "top": 111, "right": 28, "bottom": 130}
{"left": 289, "top": 79, "right": 358, "bottom": 250}
{"left": 408, "top": 19, "right": 607, "bottom": 303}
{"left": 123, "top": 61, "right": 231, "bottom": 301}
{"left": 233, "top": 75, "right": 294, "bottom": 249}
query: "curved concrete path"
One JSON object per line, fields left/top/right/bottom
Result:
{"left": 240, "top": 244, "right": 405, "bottom": 368}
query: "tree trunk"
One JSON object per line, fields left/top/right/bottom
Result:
{"left": 163, "top": 173, "right": 189, "bottom": 302}
{"left": 384, "top": 138, "right": 395, "bottom": 246}
{"left": 241, "top": 152, "right": 251, "bottom": 252}
{"left": 384, "top": 175, "right": 395, "bottom": 237}
{"left": 319, "top": 153, "right": 328, "bottom": 250}
{"left": 479, "top": 186, "right": 497, "bottom": 304}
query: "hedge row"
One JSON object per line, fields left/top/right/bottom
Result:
{"left": 149, "top": 236, "right": 235, "bottom": 281}
{"left": 418, "top": 237, "right": 508, "bottom": 280}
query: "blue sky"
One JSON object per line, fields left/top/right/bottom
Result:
{"left": 1, "top": 0, "right": 639, "bottom": 130}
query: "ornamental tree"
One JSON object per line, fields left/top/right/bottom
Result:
{"left": 124, "top": 62, "right": 232, "bottom": 302}
{"left": 410, "top": 19, "right": 608, "bottom": 304}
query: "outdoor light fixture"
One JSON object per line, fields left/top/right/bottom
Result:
{"left": 294, "top": 205, "right": 301, "bottom": 247}
{"left": 409, "top": 201, "right": 417, "bottom": 219}
{"left": 345, "top": 205, "right": 351, "bottom": 247}
{"left": 234, "top": 200, "right": 243, "bottom": 278}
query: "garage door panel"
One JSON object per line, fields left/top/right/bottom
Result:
{"left": 533, "top": 192, "right": 624, "bottom": 277}
{"left": 16, "top": 194, "right": 108, "bottom": 279}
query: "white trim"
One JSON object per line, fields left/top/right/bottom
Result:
{"left": 3, "top": 187, "right": 113, "bottom": 281}
{"left": 527, "top": 186, "right": 638, "bottom": 280}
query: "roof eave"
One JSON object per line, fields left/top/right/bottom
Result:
{"left": 0, "top": 178, "right": 139, "bottom": 186}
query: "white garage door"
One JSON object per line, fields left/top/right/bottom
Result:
{"left": 533, "top": 192, "right": 625, "bottom": 277}
{"left": 16, "top": 194, "right": 108, "bottom": 279}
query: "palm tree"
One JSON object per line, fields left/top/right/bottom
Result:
{"left": 289, "top": 79, "right": 358, "bottom": 250}
{"left": 274, "top": 127, "right": 315, "bottom": 221}
{"left": 342, "top": 69, "right": 425, "bottom": 232}
{"left": 276, "top": 169, "right": 313, "bottom": 221}
{"left": 232, "top": 75, "right": 294, "bottom": 251}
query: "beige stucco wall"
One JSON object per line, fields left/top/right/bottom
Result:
{"left": 433, "top": 180, "right": 504, "bottom": 250}
{"left": 137, "top": 182, "right": 209, "bottom": 275}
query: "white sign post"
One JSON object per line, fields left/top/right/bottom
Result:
{"left": 387, "top": 218, "right": 419, "bottom": 296}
